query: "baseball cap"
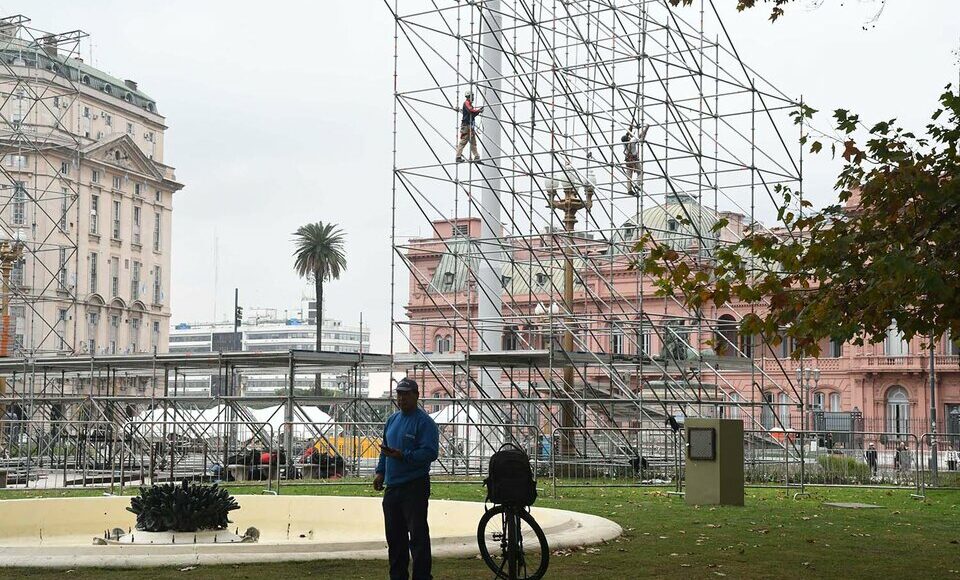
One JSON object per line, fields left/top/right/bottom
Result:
{"left": 396, "top": 378, "right": 419, "bottom": 393}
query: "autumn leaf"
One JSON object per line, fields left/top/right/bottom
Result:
{"left": 841, "top": 140, "right": 858, "bottom": 162}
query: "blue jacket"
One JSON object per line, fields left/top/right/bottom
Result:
{"left": 376, "top": 408, "right": 439, "bottom": 486}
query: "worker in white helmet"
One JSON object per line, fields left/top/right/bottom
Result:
{"left": 621, "top": 123, "right": 649, "bottom": 195}
{"left": 455, "top": 90, "right": 484, "bottom": 163}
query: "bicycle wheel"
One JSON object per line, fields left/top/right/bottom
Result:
{"left": 477, "top": 505, "right": 549, "bottom": 580}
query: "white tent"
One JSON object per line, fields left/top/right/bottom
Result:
{"left": 126, "top": 404, "right": 334, "bottom": 443}
{"left": 244, "top": 405, "right": 336, "bottom": 441}
{"left": 430, "top": 403, "right": 502, "bottom": 461}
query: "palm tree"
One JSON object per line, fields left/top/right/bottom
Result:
{"left": 292, "top": 222, "right": 347, "bottom": 353}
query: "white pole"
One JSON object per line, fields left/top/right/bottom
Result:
{"left": 477, "top": 0, "right": 503, "bottom": 399}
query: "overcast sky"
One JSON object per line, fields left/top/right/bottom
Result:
{"left": 3, "top": 1, "right": 957, "bottom": 353}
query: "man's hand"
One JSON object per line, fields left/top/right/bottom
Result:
{"left": 373, "top": 472, "right": 385, "bottom": 491}
{"left": 381, "top": 445, "right": 403, "bottom": 460}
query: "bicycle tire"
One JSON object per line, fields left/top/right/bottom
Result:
{"left": 477, "top": 504, "right": 549, "bottom": 580}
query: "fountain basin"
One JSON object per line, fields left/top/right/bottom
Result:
{"left": 0, "top": 495, "right": 621, "bottom": 567}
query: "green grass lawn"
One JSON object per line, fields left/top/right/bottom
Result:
{"left": 0, "top": 483, "right": 957, "bottom": 579}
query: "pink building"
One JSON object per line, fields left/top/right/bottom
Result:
{"left": 403, "top": 195, "right": 960, "bottom": 443}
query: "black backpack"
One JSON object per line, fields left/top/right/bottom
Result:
{"left": 484, "top": 443, "right": 537, "bottom": 507}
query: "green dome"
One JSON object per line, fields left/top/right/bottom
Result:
{"left": 613, "top": 193, "right": 719, "bottom": 256}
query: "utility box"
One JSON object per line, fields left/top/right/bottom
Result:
{"left": 684, "top": 418, "right": 744, "bottom": 506}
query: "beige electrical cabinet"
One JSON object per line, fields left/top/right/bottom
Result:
{"left": 684, "top": 418, "right": 744, "bottom": 506}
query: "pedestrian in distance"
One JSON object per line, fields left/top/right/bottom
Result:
{"left": 455, "top": 90, "right": 484, "bottom": 163}
{"left": 374, "top": 377, "right": 440, "bottom": 580}
{"left": 865, "top": 442, "right": 879, "bottom": 476}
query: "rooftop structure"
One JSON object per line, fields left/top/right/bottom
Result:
{"left": 169, "top": 315, "right": 371, "bottom": 396}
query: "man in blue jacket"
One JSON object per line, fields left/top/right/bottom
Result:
{"left": 374, "top": 377, "right": 439, "bottom": 580}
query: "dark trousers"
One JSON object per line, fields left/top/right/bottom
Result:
{"left": 383, "top": 475, "right": 432, "bottom": 580}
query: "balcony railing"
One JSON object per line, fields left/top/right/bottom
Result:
{"left": 759, "top": 354, "right": 959, "bottom": 373}
{"left": 861, "top": 354, "right": 959, "bottom": 370}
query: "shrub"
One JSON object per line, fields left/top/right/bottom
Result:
{"left": 816, "top": 454, "right": 871, "bottom": 484}
{"left": 127, "top": 480, "right": 240, "bottom": 532}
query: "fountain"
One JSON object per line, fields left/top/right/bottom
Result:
{"left": 0, "top": 486, "right": 620, "bottom": 567}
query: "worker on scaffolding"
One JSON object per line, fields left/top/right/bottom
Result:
{"left": 620, "top": 123, "right": 649, "bottom": 195}
{"left": 455, "top": 90, "right": 484, "bottom": 163}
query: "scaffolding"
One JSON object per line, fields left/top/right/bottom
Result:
{"left": 0, "top": 4, "right": 947, "bottom": 495}
{"left": 0, "top": 350, "right": 394, "bottom": 489}
{"left": 0, "top": 15, "right": 89, "bottom": 356}
{"left": 387, "top": 0, "right": 806, "bottom": 467}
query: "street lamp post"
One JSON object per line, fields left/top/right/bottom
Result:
{"left": 795, "top": 366, "right": 821, "bottom": 432}
{"left": 546, "top": 165, "right": 594, "bottom": 455}
{"left": 929, "top": 335, "right": 938, "bottom": 486}
{"left": 795, "top": 365, "right": 819, "bottom": 498}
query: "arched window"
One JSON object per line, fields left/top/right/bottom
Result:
{"left": 739, "top": 330, "right": 754, "bottom": 359}
{"left": 610, "top": 320, "right": 624, "bottom": 355}
{"left": 944, "top": 331, "right": 959, "bottom": 356}
{"left": 635, "top": 321, "right": 652, "bottom": 357}
{"left": 85, "top": 306, "right": 101, "bottom": 354}
{"left": 778, "top": 392, "right": 791, "bottom": 428}
{"left": 779, "top": 332, "right": 794, "bottom": 358}
{"left": 521, "top": 324, "right": 538, "bottom": 351}
{"left": 108, "top": 311, "right": 120, "bottom": 354}
{"left": 724, "top": 391, "right": 741, "bottom": 419}
{"left": 813, "top": 391, "right": 825, "bottom": 411}
{"left": 443, "top": 335, "right": 452, "bottom": 353}
{"left": 434, "top": 335, "right": 446, "bottom": 354}
{"left": 583, "top": 323, "right": 599, "bottom": 353}
{"left": 829, "top": 392, "right": 842, "bottom": 412}
{"left": 948, "top": 405, "right": 960, "bottom": 437}
{"left": 715, "top": 314, "right": 738, "bottom": 356}
{"left": 663, "top": 318, "right": 688, "bottom": 360}
{"left": 828, "top": 337, "right": 843, "bottom": 357}
{"left": 886, "top": 386, "right": 911, "bottom": 436}
{"left": 761, "top": 392, "right": 775, "bottom": 430}
{"left": 502, "top": 325, "right": 519, "bottom": 351}
{"left": 129, "top": 315, "right": 141, "bottom": 353}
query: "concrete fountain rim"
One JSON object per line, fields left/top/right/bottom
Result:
{"left": 0, "top": 494, "right": 622, "bottom": 568}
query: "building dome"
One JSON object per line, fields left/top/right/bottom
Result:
{"left": 612, "top": 192, "right": 719, "bottom": 256}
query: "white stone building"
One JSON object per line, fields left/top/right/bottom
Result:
{"left": 0, "top": 17, "right": 182, "bottom": 357}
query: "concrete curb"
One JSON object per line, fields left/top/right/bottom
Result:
{"left": 0, "top": 496, "right": 622, "bottom": 568}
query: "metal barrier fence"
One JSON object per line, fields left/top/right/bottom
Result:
{"left": 918, "top": 432, "right": 960, "bottom": 491}
{"left": 275, "top": 420, "right": 539, "bottom": 494}
{"left": 744, "top": 430, "right": 921, "bottom": 495}
{"left": 0, "top": 419, "right": 133, "bottom": 491}
{"left": 0, "top": 418, "right": 279, "bottom": 493}
{"left": 550, "top": 427, "right": 684, "bottom": 493}
{"left": 119, "top": 421, "right": 277, "bottom": 494}
{"left": 546, "top": 427, "right": 925, "bottom": 497}
{"left": 0, "top": 416, "right": 948, "bottom": 499}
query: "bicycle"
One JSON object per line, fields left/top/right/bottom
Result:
{"left": 477, "top": 502, "right": 549, "bottom": 580}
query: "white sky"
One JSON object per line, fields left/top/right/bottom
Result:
{"left": 3, "top": 1, "right": 957, "bottom": 353}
